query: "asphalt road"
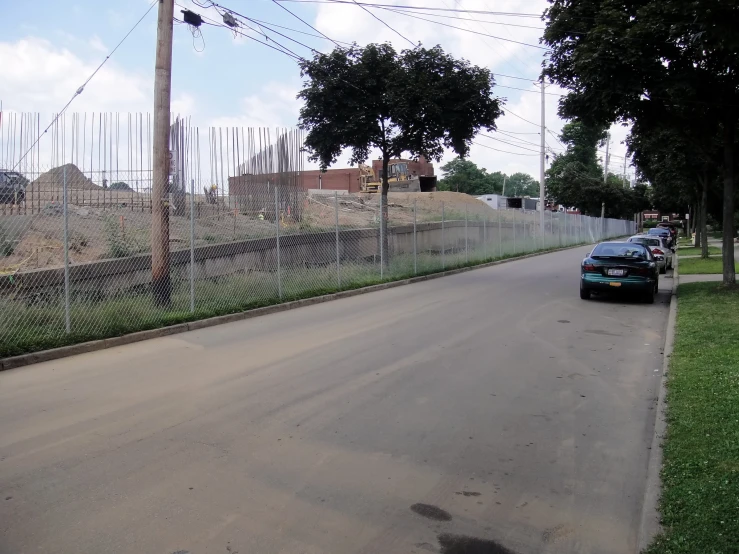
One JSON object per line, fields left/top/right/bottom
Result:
{"left": 0, "top": 246, "right": 671, "bottom": 554}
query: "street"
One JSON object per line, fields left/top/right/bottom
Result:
{"left": 0, "top": 246, "right": 670, "bottom": 554}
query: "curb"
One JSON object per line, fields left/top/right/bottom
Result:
{"left": 1, "top": 243, "right": 589, "bottom": 372}
{"left": 636, "top": 254, "right": 678, "bottom": 552}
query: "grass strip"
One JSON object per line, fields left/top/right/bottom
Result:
{"left": 645, "top": 282, "right": 739, "bottom": 554}
{"left": 678, "top": 257, "right": 738, "bottom": 275}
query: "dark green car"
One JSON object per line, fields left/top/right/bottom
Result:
{"left": 580, "top": 242, "right": 659, "bottom": 303}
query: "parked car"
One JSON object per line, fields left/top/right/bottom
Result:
{"left": 580, "top": 242, "right": 659, "bottom": 303}
{"left": 657, "top": 221, "right": 679, "bottom": 242}
{"left": 627, "top": 235, "right": 673, "bottom": 273}
{"left": 0, "top": 170, "right": 27, "bottom": 205}
{"left": 647, "top": 227, "right": 674, "bottom": 249}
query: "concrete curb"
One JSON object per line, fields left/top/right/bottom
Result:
{"left": 637, "top": 254, "right": 678, "bottom": 552}
{"left": 1, "top": 243, "right": 589, "bottom": 372}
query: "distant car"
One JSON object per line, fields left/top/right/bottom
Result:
{"left": 627, "top": 235, "right": 673, "bottom": 273}
{"left": 657, "top": 221, "right": 679, "bottom": 242}
{"left": 647, "top": 227, "right": 674, "bottom": 249}
{"left": 580, "top": 242, "right": 659, "bottom": 303}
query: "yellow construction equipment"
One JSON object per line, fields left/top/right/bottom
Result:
{"left": 359, "top": 161, "right": 416, "bottom": 193}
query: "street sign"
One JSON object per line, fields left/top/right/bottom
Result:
{"left": 685, "top": 213, "right": 690, "bottom": 220}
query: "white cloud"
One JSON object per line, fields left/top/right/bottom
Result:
{"left": 208, "top": 82, "right": 301, "bottom": 129}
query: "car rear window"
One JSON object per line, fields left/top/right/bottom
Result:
{"left": 648, "top": 228, "right": 668, "bottom": 235}
{"left": 592, "top": 243, "right": 648, "bottom": 258}
{"left": 631, "top": 237, "right": 661, "bottom": 246}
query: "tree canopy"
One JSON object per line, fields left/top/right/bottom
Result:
{"left": 437, "top": 158, "right": 503, "bottom": 195}
{"left": 543, "top": 0, "right": 739, "bottom": 284}
{"left": 546, "top": 121, "right": 649, "bottom": 218}
{"left": 297, "top": 43, "right": 502, "bottom": 194}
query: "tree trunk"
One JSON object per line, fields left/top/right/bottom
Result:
{"left": 722, "top": 119, "right": 736, "bottom": 286}
{"left": 699, "top": 176, "right": 709, "bottom": 258}
{"left": 380, "top": 154, "right": 390, "bottom": 267}
{"left": 693, "top": 202, "right": 701, "bottom": 249}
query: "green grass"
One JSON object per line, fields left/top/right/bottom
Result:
{"left": 677, "top": 246, "right": 722, "bottom": 256}
{"left": 645, "top": 283, "right": 739, "bottom": 554}
{"left": 678, "top": 257, "right": 738, "bottom": 275}
{"left": 0, "top": 240, "right": 584, "bottom": 358}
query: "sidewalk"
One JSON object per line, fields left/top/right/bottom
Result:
{"left": 679, "top": 274, "right": 723, "bottom": 284}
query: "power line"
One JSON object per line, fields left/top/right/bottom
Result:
{"left": 379, "top": 6, "right": 544, "bottom": 29}
{"left": 269, "top": 0, "right": 345, "bottom": 48}
{"left": 274, "top": 0, "right": 542, "bottom": 18}
{"left": 378, "top": 7, "right": 548, "bottom": 50}
{"left": 504, "top": 109, "right": 540, "bottom": 128}
{"left": 496, "top": 73, "right": 540, "bottom": 82}
{"left": 349, "top": 0, "right": 415, "bottom": 47}
{"left": 497, "top": 84, "right": 564, "bottom": 97}
{"left": 472, "top": 140, "right": 540, "bottom": 156}
{"left": 479, "top": 133, "right": 542, "bottom": 153}
{"left": 10, "top": 0, "right": 158, "bottom": 171}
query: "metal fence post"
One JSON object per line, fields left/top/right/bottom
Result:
{"left": 498, "top": 208, "right": 502, "bottom": 257}
{"left": 483, "top": 216, "right": 487, "bottom": 259}
{"left": 335, "top": 191, "right": 341, "bottom": 288}
{"left": 549, "top": 209, "right": 553, "bottom": 249}
{"left": 63, "top": 164, "right": 70, "bottom": 333}
{"left": 512, "top": 209, "right": 517, "bottom": 254}
{"left": 275, "top": 185, "right": 282, "bottom": 299}
{"left": 380, "top": 194, "right": 384, "bottom": 279}
{"left": 413, "top": 197, "right": 417, "bottom": 275}
{"left": 441, "top": 201, "right": 445, "bottom": 270}
{"left": 465, "top": 205, "right": 469, "bottom": 263}
{"left": 190, "top": 178, "right": 195, "bottom": 313}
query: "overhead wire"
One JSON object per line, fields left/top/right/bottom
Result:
{"left": 349, "top": 0, "right": 415, "bottom": 47}
{"left": 273, "top": 1, "right": 542, "bottom": 18}
{"left": 269, "top": 0, "right": 345, "bottom": 48}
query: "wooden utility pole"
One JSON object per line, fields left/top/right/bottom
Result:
{"left": 152, "top": 0, "right": 174, "bottom": 305}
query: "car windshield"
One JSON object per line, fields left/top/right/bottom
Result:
{"left": 631, "top": 237, "right": 661, "bottom": 247}
{"left": 591, "top": 243, "right": 648, "bottom": 259}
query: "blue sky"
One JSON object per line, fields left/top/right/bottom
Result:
{"left": 0, "top": 0, "right": 632, "bottom": 178}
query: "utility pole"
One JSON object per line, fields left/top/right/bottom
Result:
{"left": 622, "top": 154, "right": 628, "bottom": 188}
{"left": 152, "top": 0, "right": 174, "bottom": 306}
{"left": 603, "top": 132, "right": 610, "bottom": 184}
{"left": 539, "top": 78, "right": 546, "bottom": 231}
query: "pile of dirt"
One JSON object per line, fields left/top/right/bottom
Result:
{"left": 28, "top": 164, "right": 101, "bottom": 192}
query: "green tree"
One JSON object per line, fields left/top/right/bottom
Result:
{"left": 437, "top": 158, "right": 503, "bottom": 195}
{"left": 546, "top": 121, "right": 645, "bottom": 219}
{"left": 109, "top": 181, "right": 132, "bottom": 191}
{"left": 543, "top": 0, "right": 738, "bottom": 285}
{"left": 297, "top": 43, "right": 502, "bottom": 258}
{"left": 505, "top": 172, "right": 539, "bottom": 197}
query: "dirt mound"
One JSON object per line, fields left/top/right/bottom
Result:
{"left": 28, "top": 164, "right": 101, "bottom": 192}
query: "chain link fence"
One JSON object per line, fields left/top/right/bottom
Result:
{"left": 1, "top": 116, "right": 635, "bottom": 357}
{"left": 1, "top": 181, "right": 634, "bottom": 358}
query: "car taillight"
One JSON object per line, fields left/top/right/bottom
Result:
{"left": 653, "top": 248, "right": 664, "bottom": 255}
{"left": 632, "top": 267, "right": 649, "bottom": 275}
{"left": 582, "top": 264, "right": 597, "bottom": 272}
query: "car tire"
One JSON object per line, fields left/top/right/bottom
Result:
{"left": 644, "top": 289, "right": 655, "bottom": 304}
{"left": 580, "top": 285, "right": 591, "bottom": 300}
{"left": 660, "top": 266, "right": 666, "bottom": 274}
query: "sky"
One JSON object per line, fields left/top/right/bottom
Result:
{"left": 0, "top": 0, "right": 633, "bottom": 181}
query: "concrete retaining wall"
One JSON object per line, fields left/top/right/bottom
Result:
{"left": 1, "top": 220, "right": 523, "bottom": 296}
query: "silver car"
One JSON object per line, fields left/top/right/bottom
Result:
{"left": 627, "top": 235, "right": 673, "bottom": 273}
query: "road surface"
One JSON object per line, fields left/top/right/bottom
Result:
{"left": 0, "top": 246, "right": 670, "bottom": 554}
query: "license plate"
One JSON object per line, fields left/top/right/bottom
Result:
{"left": 609, "top": 282, "right": 622, "bottom": 287}
{"left": 607, "top": 269, "right": 626, "bottom": 276}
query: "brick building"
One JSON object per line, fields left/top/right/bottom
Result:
{"left": 229, "top": 157, "right": 435, "bottom": 195}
